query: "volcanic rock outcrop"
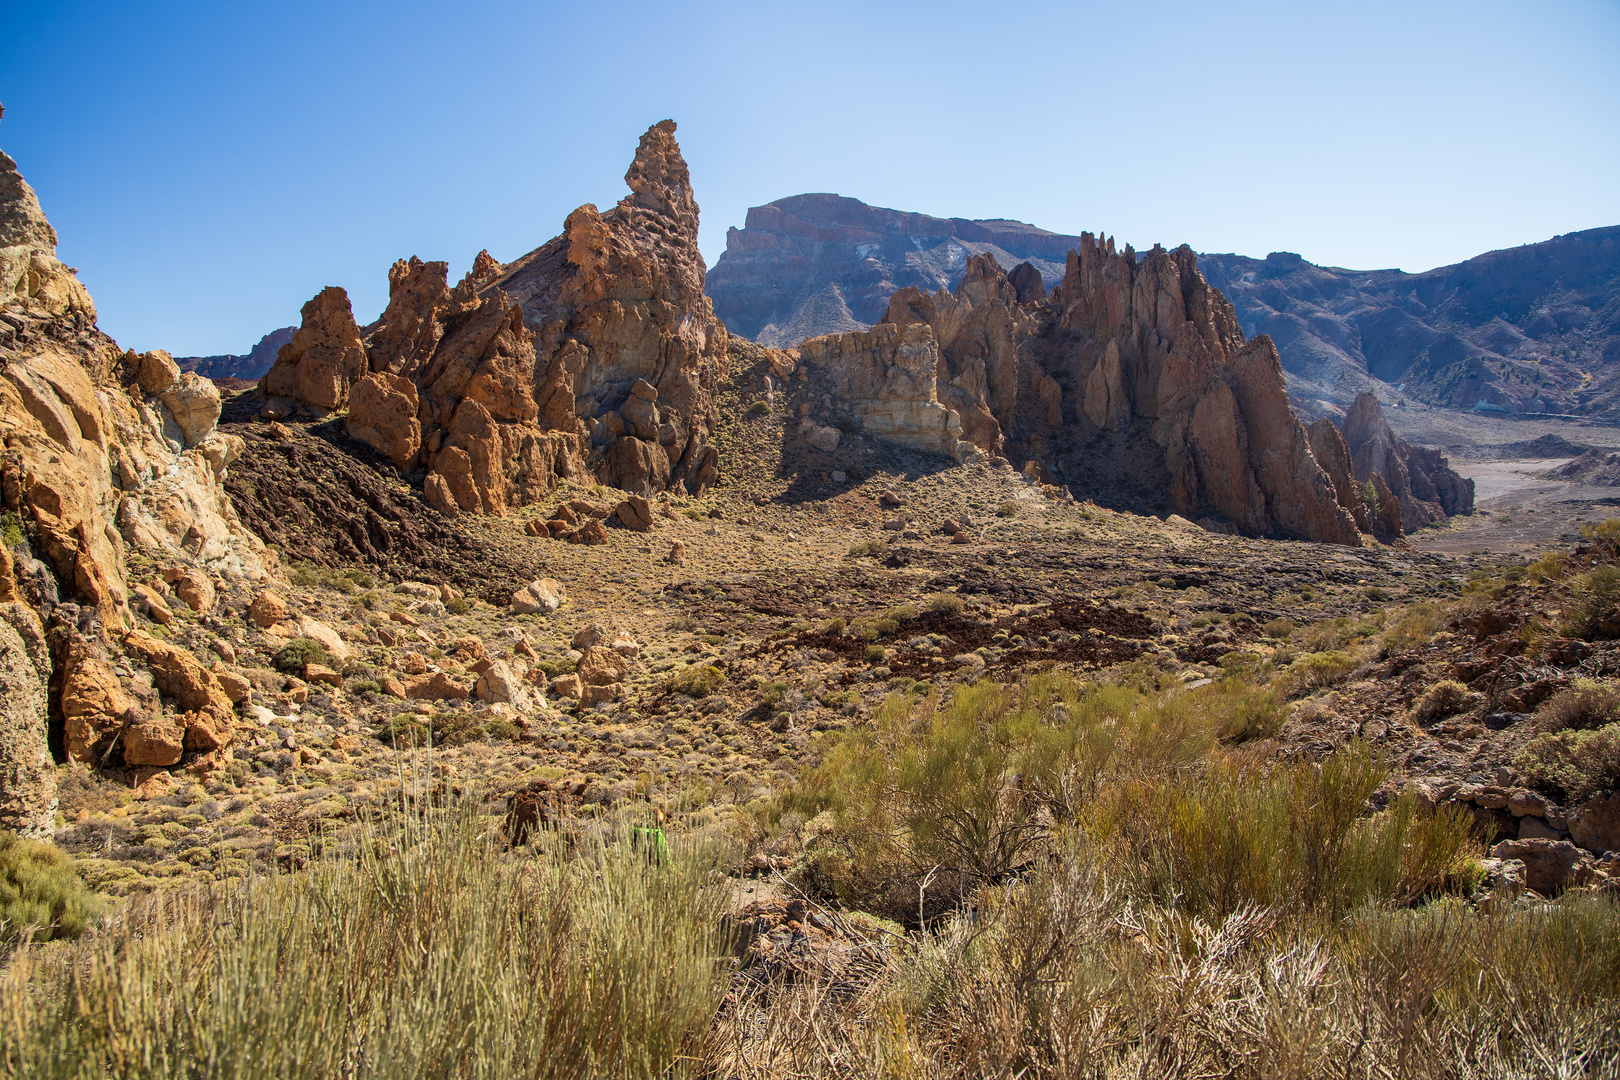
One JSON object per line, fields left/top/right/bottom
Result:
{"left": 0, "top": 143, "right": 270, "bottom": 817}
{"left": 266, "top": 120, "right": 728, "bottom": 517}
{"left": 1340, "top": 393, "right": 1474, "bottom": 531}
{"left": 791, "top": 243, "right": 1363, "bottom": 543}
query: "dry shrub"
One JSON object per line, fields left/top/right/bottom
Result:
{"left": 1515, "top": 723, "right": 1620, "bottom": 801}
{"left": 0, "top": 801, "right": 728, "bottom": 1078}
{"left": 0, "top": 834, "right": 102, "bottom": 945}
{"left": 1536, "top": 683, "right": 1620, "bottom": 732}
{"left": 1412, "top": 679, "right": 1477, "bottom": 723}
{"left": 1562, "top": 566, "right": 1620, "bottom": 640}
{"left": 1277, "top": 650, "right": 1359, "bottom": 697}
{"left": 1382, "top": 602, "right": 1442, "bottom": 655}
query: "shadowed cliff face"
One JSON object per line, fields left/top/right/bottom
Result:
{"left": 260, "top": 120, "right": 730, "bottom": 516}
{"left": 787, "top": 245, "right": 1370, "bottom": 544}
{"left": 705, "top": 194, "right": 1081, "bottom": 347}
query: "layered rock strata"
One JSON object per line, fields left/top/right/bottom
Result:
{"left": 263, "top": 120, "right": 728, "bottom": 517}
{"left": 0, "top": 144, "right": 270, "bottom": 818}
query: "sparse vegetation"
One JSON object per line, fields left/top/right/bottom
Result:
{"left": 1516, "top": 724, "right": 1620, "bottom": 801}
{"left": 0, "top": 833, "right": 102, "bottom": 944}
{"left": 271, "top": 636, "right": 331, "bottom": 675}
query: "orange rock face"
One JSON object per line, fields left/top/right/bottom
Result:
{"left": 302, "top": 120, "right": 730, "bottom": 520}
{"left": 261, "top": 286, "right": 368, "bottom": 412}
{"left": 1340, "top": 393, "right": 1474, "bottom": 532}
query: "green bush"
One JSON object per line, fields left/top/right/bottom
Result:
{"left": 847, "top": 539, "right": 886, "bottom": 558}
{"left": 996, "top": 501, "right": 1019, "bottom": 518}
{"left": 1381, "top": 602, "right": 1441, "bottom": 655}
{"left": 0, "top": 833, "right": 102, "bottom": 944}
{"left": 925, "top": 592, "right": 964, "bottom": 615}
{"left": 375, "top": 713, "right": 430, "bottom": 747}
{"left": 1204, "top": 680, "right": 1287, "bottom": 743}
{"left": 1262, "top": 617, "right": 1295, "bottom": 639}
{"left": 536, "top": 657, "right": 576, "bottom": 679}
{"left": 0, "top": 802, "right": 728, "bottom": 1078}
{"left": 1515, "top": 723, "right": 1620, "bottom": 801}
{"left": 864, "top": 645, "right": 887, "bottom": 664}
{"left": 1562, "top": 566, "right": 1620, "bottom": 640}
{"left": 668, "top": 664, "right": 726, "bottom": 698}
{"left": 1277, "top": 650, "right": 1358, "bottom": 697}
{"left": 1089, "top": 742, "right": 1476, "bottom": 919}
{"left": 444, "top": 597, "right": 471, "bottom": 616}
{"left": 746, "top": 399, "right": 771, "bottom": 416}
{"left": 271, "top": 637, "right": 331, "bottom": 675}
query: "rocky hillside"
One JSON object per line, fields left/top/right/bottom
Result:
{"left": 1197, "top": 229, "right": 1620, "bottom": 418}
{"left": 0, "top": 144, "right": 274, "bottom": 836}
{"left": 175, "top": 326, "right": 295, "bottom": 381}
{"left": 705, "top": 194, "right": 1081, "bottom": 347}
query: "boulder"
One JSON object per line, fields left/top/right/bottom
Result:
{"left": 405, "top": 672, "right": 469, "bottom": 701}
{"left": 123, "top": 715, "right": 184, "bottom": 767}
{"left": 122, "top": 629, "right": 235, "bottom": 716}
{"left": 133, "top": 584, "right": 174, "bottom": 625}
{"left": 572, "top": 624, "right": 608, "bottom": 651}
{"left": 1489, "top": 838, "right": 1596, "bottom": 895}
{"left": 249, "top": 590, "right": 288, "bottom": 628}
{"left": 260, "top": 286, "right": 369, "bottom": 411}
{"left": 132, "top": 349, "right": 181, "bottom": 395}
{"left": 615, "top": 495, "right": 654, "bottom": 532}
{"left": 553, "top": 673, "right": 582, "bottom": 700}
{"left": 611, "top": 634, "right": 640, "bottom": 658}
{"left": 181, "top": 709, "right": 231, "bottom": 752}
{"left": 212, "top": 664, "right": 251, "bottom": 704}
{"left": 304, "top": 663, "right": 343, "bottom": 687}
{"left": 510, "top": 577, "right": 565, "bottom": 614}
{"left": 158, "top": 372, "right": 222, "bottom": 447}
{"left": 346, "top": 372, "right": 422, "bottom": 469}
{"left": 1569, "top": 793, "right": 1620, "bottom": 854}
{"left": 61, "top": 650, "right": 132, "bottom": 764}
{"left": 577, "top": 645, "right": 629, "bottom": 686}
{"left": 807, "top": 425, "right": 841, "bottom": 452}
{"left": 475, "top": 659, "right": 530, "bottom": 711}
{"left": 162, "top": 567, "right": 216, "bottom": 613}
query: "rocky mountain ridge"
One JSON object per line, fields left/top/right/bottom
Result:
{"left": 175, "top": 326, "right": 295, "bottom": 381}
{"left": 705, "top": 194, "right": 1620, "bottom": 425}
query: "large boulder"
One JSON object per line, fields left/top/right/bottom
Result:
{"left": 346, "top": 372, "right": 422, "bottom": 469}
{"left": 1569, "top": 793, "right": 1620, "bottom": 855}
{"left": 1490, "top": 838, "right": 1596, "bottom": 895}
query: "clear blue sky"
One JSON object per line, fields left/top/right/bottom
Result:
{"left": 3, "top": 0, "right": 1617, "bottom": 356}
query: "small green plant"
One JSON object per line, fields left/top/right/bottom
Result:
{"left": 1382, "top": 603, "right": 1441, "bottom": 655}
{"left": 272, "top": 637, "right": 331, "bottom": 675}
{"left": 0, "top": 833, "right": 103, "bottom": 943}
{"left": 996, "top": 501, "right": 1019, "bottom": 518}
{"left": 864, "top": 644, "right": 887, "bottom": 664}
{"left": 1277, "top": 650, "right": 1358, "bottom": 696}
{"left": 445, "top": 597, "right": 471, "bottom": 616}
{"left": 817, "top": 617, "right": 846, "bottom": 635}
{"left": 1262, "top": 618, "right": 1295, "bottom": 639}
{"left": 376, "top": 713, "right": 430, "bottom": 747}
{"left": 682, "top": 508, "right": 704, "bottom": 521}
{"left": 536, "top": 657, "right": 576, "bottom": 679}
{"left": 348, "top": 678, "right": 382, "bottom": 696}
{"left": 1562, "top": 566, "right": 1620, "bottom": 640}
{"left": 0, "top": 511, "right": 24, "bottom": 550}
{"left": 847, "top": 540, "right": 886, "bottom": 558}
{"left": 759, "top": 681, "right": 790, "bottom": 707}
{"left": 746, "top": 400, "right": 771, "bottom": 416}
{"left": 668, "top": 665, "right": 726, "bottom": 698}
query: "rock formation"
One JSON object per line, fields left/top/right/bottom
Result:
{"left": 1340, "top": 393, "right": 1474, "bottom": 532}
{"left": 706, "top": 193, "right": 1082, "bottom": 346}
{"left": 176, "top": 325, "right": 295, "bottom": 381}
{"left": 794, "top": 240, "right": 1363, "bottom": 543}
{"left": 0, "top": 142, "right": 271, "bottom": 813}
{"left": 268, "top": 120, "right": 728, "bottom": 518}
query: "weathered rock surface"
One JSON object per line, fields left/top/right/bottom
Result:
{"left": 797, "top": 239, "right": 1362, "bottom": 543}
{"left": 1340, "top": 393, "right": 1474, "bottom": 532}
{"left": 260, "top": 286, "right": 369, "bottom": 413}
{"left": 0, "top": 141, "right": 269, "bottom": 796}
{"left": 0, "top": 603, "right": 52, "bottom": 836}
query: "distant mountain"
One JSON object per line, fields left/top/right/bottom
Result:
{"left": 1198, "top": 228, "right": 1620, "bottom": 419}
{"left": 176, "top": 325, "right": 294, "bottom": 381}
{"left": 707, "top": 196, "right": 1620, "bottom": 422}
{"left": 705, "top": 194, "right": 1077, "bottom": 347}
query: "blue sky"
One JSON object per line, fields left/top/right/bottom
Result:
{"left": 2, "top": 0, "right": 1617, "bottom": 356}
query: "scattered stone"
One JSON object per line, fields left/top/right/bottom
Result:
{"left": 615, "top": 495, "right": 654, "bottom": 532}
{"left": 304, "top": 663, "right": 343, "bottom": 687}
{"left": 1489, "top": 838, "right": 1595, "bottom": 895}
{"left": 667, "top": 540, "right": 686, "bottom": 565}
{"left": 405, "top": 672, "right": 469, "bottom": 701}
{"left": 249, "top": 591, "right": 288, "bottom": 628}
{"left": 162, "top": 567, "right": 216, "bottom": 613}
{"left": 510, "top": 578, "right": 566, "bottom": 614}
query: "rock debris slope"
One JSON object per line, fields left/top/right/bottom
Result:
{"left": 260, "top": 119, "right": 729, "bottom": 517}
{"left": 0, "top": 144, "right": 273, "bottom": 831}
